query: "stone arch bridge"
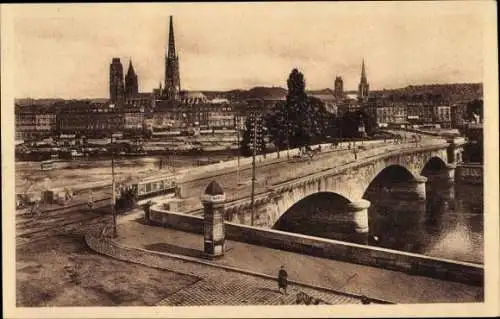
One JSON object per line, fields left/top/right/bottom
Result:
{"left": 220, "top": 138, "right": 464, "bottom": 235}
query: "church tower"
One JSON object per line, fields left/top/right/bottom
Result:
{"left": 334, "top": 76, "right": 344, "bottom": 100}
{"left": 125, "top": 60, "right": 139, "bottom": 98}
{"left": 165, "top": 16, "right": 181, "bottom": 100}
{"left": 358, "top": 59, "right": 369, "bottom": 101}
{"left": 109, "top": 58, "right": 125, "bottom": 103}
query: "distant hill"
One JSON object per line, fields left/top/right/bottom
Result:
{"left": 202, "top": 86, "right": 287, "bottom": 102}
{"left": 370, "top": 83, "right": 483, "bottom": 104}
{"left": 307, "top": 88, "right": 334, "bottom": 95}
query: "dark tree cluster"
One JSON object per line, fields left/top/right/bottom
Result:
{"left": 335, "top": 110, "right": 377, "bottom": 138}
{"left": 240, "top": 68, "right": 378, "bottom": 155}
{"left": 465, "top": 99, "right": 483, "bottom": 121}
{"left": 264, "top": 69, "right": 331, "bottom": 152}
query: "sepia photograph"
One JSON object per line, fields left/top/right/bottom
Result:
{"left": 1, "top": 2, "right": 498, "bottom": 318}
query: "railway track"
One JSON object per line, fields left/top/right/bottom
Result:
{"left": 16, "top": 199, "right": 113, "bottom": 247}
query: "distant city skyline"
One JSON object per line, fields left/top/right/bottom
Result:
{"left": 7, "top": 2, "right": 487, "bottom": 99}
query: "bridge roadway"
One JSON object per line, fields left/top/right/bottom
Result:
{"left": 173, "top": 134, "right": 448, "bottom": 214}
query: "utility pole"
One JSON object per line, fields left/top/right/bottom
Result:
{"left": 235, "top": 115, "right": 241, "bottom": 185}
{"left": 111, "top": 133, "right": 117, "bottom": 238}
{"left": 285, "top": 114, "right": 290, "bottom": 160}
{"left": 250, "top": 112, "right": 257, "bottom": 226}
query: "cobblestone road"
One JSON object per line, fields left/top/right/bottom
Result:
{"left": 86, "top": 226, "right": 367, "bottom": 306}
{"left": 158, "top": 275, "right": 359, "bottom": 306}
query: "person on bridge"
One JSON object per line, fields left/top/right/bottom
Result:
{"left": 277, "top": 265, "right": 288, "bottom": 295}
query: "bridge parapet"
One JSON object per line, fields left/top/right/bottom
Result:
{"left": 202, "top": 142, "right": 453, "bottom": 230}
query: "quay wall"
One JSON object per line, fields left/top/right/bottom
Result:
{"left": 148, "top": 206, "right": 483, "bottom": 286}
{"left": 456, "top": 163, "right": 483, "bottom": 184}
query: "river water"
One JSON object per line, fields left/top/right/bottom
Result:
{"left": 366, "top": 180, "right": 483, "bottom": 264}
{"left": 275, "top": 178, "right": 484, "bottom": 265}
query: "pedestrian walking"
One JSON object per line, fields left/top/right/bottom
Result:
{"left": 277, "top": 265, "right": 288, "bottom": 295}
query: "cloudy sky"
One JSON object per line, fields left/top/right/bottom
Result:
{"left": 6, "top": 2, "right": 490, "bottom": 98}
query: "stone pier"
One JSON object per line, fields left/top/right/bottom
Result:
{"left": 390, "top": 176, "right": 428, "bottom": 201}
{"left": 346, "top": 199, "right": 371, "bottom": 233}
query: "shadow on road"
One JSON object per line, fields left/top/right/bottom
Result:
{"left": 144, "top": 242, "right": 204, "bottom": 258}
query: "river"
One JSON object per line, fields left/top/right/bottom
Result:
{"left": 367, "top": 180, "right": 483, "bottom": 264}
{"left": 274, "top": 178, "right": 483, "bottom": 265}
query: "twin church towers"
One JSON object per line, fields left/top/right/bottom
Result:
{"left": 109, "top": 16, "right": 181, "bottom": 103}
{"left": 334, "top": 59, "right": 370, "bottom": 102}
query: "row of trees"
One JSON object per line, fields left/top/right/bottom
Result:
{"left": 241, "top": 68, "right": 377, "bottom": 156}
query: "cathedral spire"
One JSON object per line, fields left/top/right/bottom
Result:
{"left": 165, "top": 15, "right": 181, "bottom": 100}
{"left": 358, "top": 58, "right": 369, "bottom": 101}
{"left": 125, "top": 59, "right": 138, "bottom": 98}
{"left": 360, "top": 58, "right": 368, "bottom": 83}
{"left": 126, "top": 59, "right": 136, "bottom": 77}
{"left": 168, "top": 15, "right": 176, "bottom": 59}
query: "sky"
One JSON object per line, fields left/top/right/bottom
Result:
{"left": 5, "top": 2, "right": 490, "bottom": 99}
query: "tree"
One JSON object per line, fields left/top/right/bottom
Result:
{"left": 265, "top": 102, "right": 288, "bottom": 155}
{"left": 466, "top": 99, "right": 483, "bottom": 121}
{"left": 263, "top": 69, "right": 332, "bottom": 150}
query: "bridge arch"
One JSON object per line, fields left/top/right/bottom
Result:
{"left": 272, "top": 192, "right": 367, "bottom": 241}
{"left": 421, "top": 156, "right": 448, "bottom": 177}
{"left": 362, "top": 164, "right": 417, "bottom": 198}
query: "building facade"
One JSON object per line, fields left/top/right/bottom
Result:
{"left": 433, "top": 105, "right": 452, "bottom": 128}
{"left": 15, "top": 105, "right": 57, "bottom": 141}
{"left": 57, "top": 101, "right": 124, "bottom": 136}
{"left": 451, "top": 102, "right": 468, "bottom": 128}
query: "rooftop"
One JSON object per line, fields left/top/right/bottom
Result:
{"left": 204, "top": 180, "right": 224, "bottom": 195}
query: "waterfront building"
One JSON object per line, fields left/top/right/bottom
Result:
{"left": 123, "top": 105, "right": 145, "bottom": 132}
{"left": 433, "top": 105, "right": 452, "bottom": 128}
{"left": 57, "top": 101, "right": 124, "bottom": 137}
{"left": 370, "top": 104, "right": 407, "bottom": 128}
{"left": 207, "top": 103, "right": 235, "bottom": 129}
{"left": 109, "top": 58, "right": 125, "bottom": 103}
{"left": 15, "top": 104, "right": 57, "bottom": 141}
{"left": 152, "top": 98, "right": 238, "bottom": 134}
